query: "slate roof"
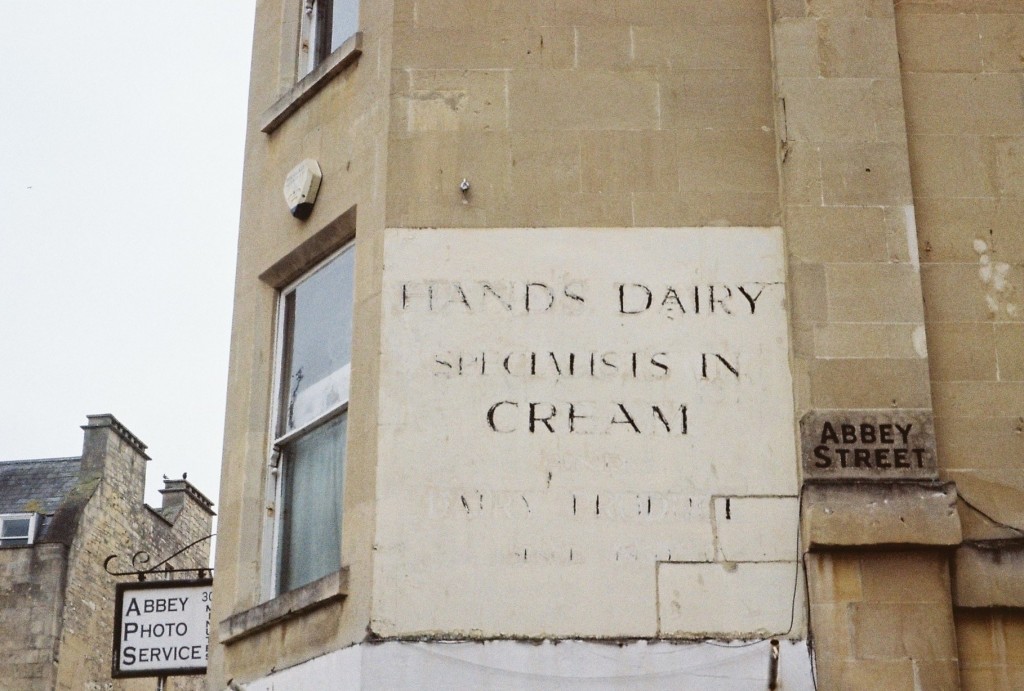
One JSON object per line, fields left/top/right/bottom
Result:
{"left": 0, "top": 457, "right": 82, "bottom": 516}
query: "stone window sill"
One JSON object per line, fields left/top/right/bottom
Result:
{"left": 219, "top": 567, "right": 349, "bottom": 644}
{"left": 260, "top": 32, "right": 363, "bottom": 134}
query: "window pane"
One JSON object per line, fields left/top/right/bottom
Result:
{"left": 280, "top": 248, "right": 355, "bottom": 434}
{"left": 1, "top": 518, "right": 29, "bottom": 538}
{"left": 279, "top": 413, "right": 347, "bottom": 591}
{"left": 0, "top": 518, "right": 30, "bottom": 546}
{"left": 331, "top": 0, "right": 359, "bottom": 52}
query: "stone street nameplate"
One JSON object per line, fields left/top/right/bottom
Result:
{"left": 800, "top": 409, "right": 938, "bottom": 481}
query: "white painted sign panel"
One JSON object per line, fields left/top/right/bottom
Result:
{"left": 375, "top": 228, "right": 800, "bottom": 638}
{"left": 113, "top": 579, "right": 212, "bottom": 677}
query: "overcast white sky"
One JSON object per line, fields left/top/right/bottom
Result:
{"left": 0, "top": 3, "right": 256, "bottom": 509}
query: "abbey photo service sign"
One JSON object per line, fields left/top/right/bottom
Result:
{"left": 375, "top": 227, "right": 801, "bottom": 636}
{"left": 800, "top": 409, "right": 938, "bottom": 481}
{"left": 112, "top": 579, "right": 212, "bottom": 677}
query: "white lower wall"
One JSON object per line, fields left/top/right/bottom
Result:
{"left": 236, "top": 639, "right": 814, "bottom": 690}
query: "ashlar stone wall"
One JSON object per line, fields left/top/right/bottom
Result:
{"left": 897, "top": 3, "right": 1024, "bottom": 688}
{"left": 53, "top": 416, "right": 213, "bottom": 691}
{"left": 898, "top": 0, "right": 1024, "bottom": 538}
{"left": 0, "top": 544, "right": 67, "bottom": 691}
{"left": 388, "top": 0, "right": 779, "bottom": 229}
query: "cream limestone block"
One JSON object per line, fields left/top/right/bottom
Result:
{"left": 574, "top": 25, "right": 633, "bottom": 69}
{"left": 994, "top": 136, "right": 1024, "bottom": 196}
{"left": 805, "top": 553, "right": 863, "bottom": 604}
{"left": 933, "top": 382, "right": 1024, "bottom": 419}
{"left": 375, "top": 228, "right": 799, "bottom": 637}
{"left": 913, "top": 197, "right": 1000, "bottom": 262}
{"left": 643, "top": 0, "right": 771, "bottom": 27}
{"left": 407, "top": 0, "right": 529, "bottom": 28}
{"left": 780, "top": 77, "right": 904, "bottom": 143}
{"left": 966, "top": 74, "right": 1024, "bottom": 136}
{"left": 632, "top": 23, "right": 771, "bottom": 70}
{"left": 659, "top": 69, "right": 774, "bottom": 131}
{"left": 631, "top": 189, "right": 779, "bottom": 229}
{"left": 921, "top": 264, "right": 1005, "bottom": 323}
{"left": 819, "top": 141, "right": 913, "bottom": 205}
{"left": 786, "top": 205, "right": 892, "bottom": 264}
{"left": 801, "top": 483, "right": 961, "bottom": 549}
{"left": 789, "top": 262, "right": 828, "bottom": 323}
{"left": 580, "top": 130, "right": 677, "bottom": 197}
{"left": 908, "top": 135, "right": 993, "bottom": 198}
{"left": 658, "top": 562, "right": 801, "bottom": 637}
{"left": 980, "top": 14, "right": 1024, "bottom": 73}
{"left": 850, "top": 601, "right": 958, "bottom": 661}
{"left": 676, "top": 129, "right": 777, "bottom": 194}
{"left": 926, "top": 322, "right": 998, "bottom": 382}
{"left": 393, "top": 25, "right": 575, "bottom": 70}
{"left": 896, "top": 13, "right": 982, "bottom": 73}
{"left": 996, "top": 323, "right": 1024, "bottom": 379}
{"left": 714, "top": 496, "right": 801, "bottom": 562}
{"left": 405, "top": 70, "right": 509, "bottom": 133}
{"left": 773, "top": 19, "right": 821, "bottom": 77}
{"left": 901, "top": 73, "right": 980, "bottom": 137}
{"left": 955, "top": 543, "right": 1024, "bottom": 608}
{"left": 780, "top": 143, "right": 824, "bottom": 205}
{"left": 807, "top": 0, "right": 894, "bottom": 18}
{"left": 817, "top": 17, "right": 900, "bottom": 78}
{"left": 511, "top": 131, "right": 582, "bottom": 199}
{"left": 508, "top": 70, "right": 659, "bottom": 131}
{"left": 935, "top": 415, "right": 1024, "bottom": 475}
{"left": 773, "top": 0, "right": 808, "bottom": 21}
{"left": 859, "top": 552, "right": 952, "bottom": 605}
{"left": 825, "top": 263, "right": 925, "bottom": 323}
{"left": 810, "top": 358, "right": 932, "bottom": 409}
{"left": 813, "top": 323, "right": 929, "bottom": 359}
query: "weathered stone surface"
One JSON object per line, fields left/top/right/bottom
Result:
{"left": 375, "top": 227, "right": 800, "bottom": 638}
{"left": 221, "top": 568, "right": 349, "bottom": 644}
{"left": 807, "top": 551, "right": 959, "bottom": 691}
{"left": 658, "top": 561, "right": 802, "bottom": 638}
{"left": 0, "top": 543, "right": 66, "bottom": 690}
{"left": 802, "top": 481, "right": 961, "bottom": 548}
{"left": 955, "top": 542, "right": 1024, "bottom": 608}
{"left": 956, "top": 609, "right": 1024, "bottom": 690}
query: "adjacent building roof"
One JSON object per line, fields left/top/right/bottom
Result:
{"left": 0, "top": 457, "right": 82, "bottom": 515}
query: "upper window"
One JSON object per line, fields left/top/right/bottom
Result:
{"left": 272, "top": 245, "right": 356, "bottom": 593}
{"left": 0, "top": 513, "right": 37, "bottom": 547}
{"left": 299, "top": 0, "right": 359, "bottom": 77}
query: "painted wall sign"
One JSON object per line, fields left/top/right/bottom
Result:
{"left": 112, "top": 579, "right": 212, "bottom": 678}
{"left": 376, "top": 228, "right": 800, "bottom": 638}
{"left": 800, "top": 410, "right": 938, "bottom": 481}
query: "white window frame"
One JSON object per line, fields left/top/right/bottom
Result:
{"left": 267, "top": 243, "right": 355, "bottom": 596}
{"left": 297, "top": 0, "right": 359, "bottom": 79}
{"left": 0, "top": 513, "right": 38, "bottom": 547}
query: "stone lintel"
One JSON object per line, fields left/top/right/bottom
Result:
{"left": 802, "top": 481, "right": 961, "bottom": 550}
{"left": 259, "top": 205, "right": 356, "bottom": 288}
{"left": 954, "top": 540, "right": 1024, "bottom": 609}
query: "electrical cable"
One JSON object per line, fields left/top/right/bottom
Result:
{"left": 705, "top": 487, "right": 806, "bottom": 649}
